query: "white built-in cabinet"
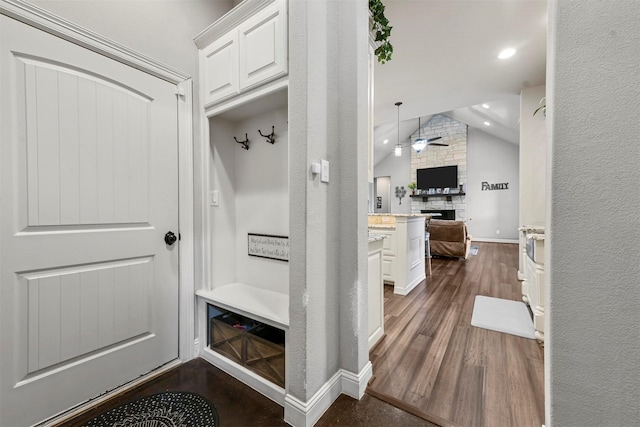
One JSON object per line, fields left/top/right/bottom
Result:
{"left": 368, "top": 237, "right": 385, "bottom": 349}
{"left": 198, "top": 0, "right": 287, "bottom": 107}
{"left": 379, "top": 229, "right": 397, "bottom": 283}
{"left": 194, "top": 0, "right": 290, "bottom": 405}
{"left": 368, "top": 215, "right": 427, "bottom": 296}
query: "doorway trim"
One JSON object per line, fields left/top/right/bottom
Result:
{"left": 0, "top": 0, "right": 195, "bottom": 405}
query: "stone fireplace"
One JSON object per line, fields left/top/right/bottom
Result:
{"left": 421, "top": 209, "right": 456, "bottom": 220}
{"left": 410, "top": 114, "right": 467, "bottom": 221}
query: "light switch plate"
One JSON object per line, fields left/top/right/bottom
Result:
{"left": 210, "top": 190, "right": 219, "bottom": 206}
{"left": 321, "top": 159, "right": 329, "bottom": 183}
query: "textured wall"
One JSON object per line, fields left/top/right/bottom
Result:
{"left": 288, "top": 0, "right": 369, "bottom": 405}
{"left": 547, "top": 1, "right": 640, "bottom": 425}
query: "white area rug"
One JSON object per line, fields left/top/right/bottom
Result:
{"left": 471, "top": 295, "right": 536, "bottom": 339}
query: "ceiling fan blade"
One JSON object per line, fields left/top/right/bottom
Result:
{"left": 426, "top": 136, "right": 449, "bottom": 146}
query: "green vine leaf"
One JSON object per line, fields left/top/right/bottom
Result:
{"left": 370, "top": 0, "right": 393, "bottom": 64}
{"left": 533, "top": 97, "right": 546, "bottom": 117}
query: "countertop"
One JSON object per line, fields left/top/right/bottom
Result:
{"left": 368, "top": 213, "right": 431, "bottom": 217}
{"left": 368, "top": 224, "right": 396, "bottom": 229}
{"left": 368, "top": 233, "right": 388, "bottom": 243}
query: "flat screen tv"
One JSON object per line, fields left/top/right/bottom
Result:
{"left": 417, "top": 165, "right": 458, "bottom": 190}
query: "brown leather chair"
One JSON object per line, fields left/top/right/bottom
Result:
{"left": 427, "top": 219, "right": 472, "bottom": 259}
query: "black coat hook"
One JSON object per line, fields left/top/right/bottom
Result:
{"left": 234, "top": 133, "right": 249, "bottom": 150}
{"left": 258, "top": 126, "right": 275, "bottom": 144}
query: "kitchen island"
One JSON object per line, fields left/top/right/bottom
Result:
{"left": 368, "top": 214, "right": 430, "bottom": 295}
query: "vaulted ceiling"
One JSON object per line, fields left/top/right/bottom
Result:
{"left": 373, "top": 0, "right": 547, "bottom": 164}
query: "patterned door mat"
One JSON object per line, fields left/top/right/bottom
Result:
{"left": 83, "top": 392, "right": 219, "bottom": 427}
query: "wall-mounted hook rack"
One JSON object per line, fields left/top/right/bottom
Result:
{"left": 234, "top": 134, "right": 249, "bottom": 150}
{"left": 258, "top": 126, "right": 275, "bottom": 144}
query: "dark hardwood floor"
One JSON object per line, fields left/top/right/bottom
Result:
{"left": 367, "top": 242, "right": 544, "bottom": 427}
{"left": 58, "top": 242, "right": 541, "bottom": 427}
{"left": 57, "top": 358, "right": 437, "bottom": 427}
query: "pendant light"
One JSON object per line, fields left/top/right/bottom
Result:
{"left": 412, "top": 116, "right": 427, "bottom": 153}
{"left": 394, "top": 102, "right": 402, "bottom": 157}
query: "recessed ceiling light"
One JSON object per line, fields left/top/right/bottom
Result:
{"left": 482, "top": 103, "right": 490, "bottom": 109}
{"left": 383, "top": 139, "right": 389, "bottom": 144}
{"left": 498, "top": 48, "right": 516, "bottom": 59}
{"left": 484, "top": 121, "right": 491, "bottom": 126}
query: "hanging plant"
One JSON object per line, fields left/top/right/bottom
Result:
{"left": 369, "top": 0, "right": 393, "bottom": 64}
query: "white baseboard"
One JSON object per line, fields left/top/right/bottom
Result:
{"left": 283, "top": 362, "right": 373, "bottom": 427}
{"left": 284, "top": 371, "right": 342, "bottom": 427}
{"left": 472, "top": 237, "right": 519, "bottom": 244}
{"left": 393, "top": 273, "right": 425, "bottom": 296}
{"left": 200, "top": 348, "right": 285, "bottom": 406}
{"left": 341, "top": 361, "right": 373, "bottom": 399}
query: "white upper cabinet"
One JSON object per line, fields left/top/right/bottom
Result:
{"left": 201, "top": 31, "right": 239, "bottom": 105}
{"left": 195, "top": 0, "right": 287, "bottom": 108}
{"left": 238, "top": 0, "right": 287, "bottom": 91}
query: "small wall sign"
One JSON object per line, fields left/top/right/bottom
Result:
{"left": 481, "top": 181, "right": 509, "bottom": 191}
{"left": 248, "top": 233, "right": 289, "bottom": 262}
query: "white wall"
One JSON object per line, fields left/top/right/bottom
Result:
{"left": 547, "top": 1, "right": 640, "bottom": 426}
{"left": 209, "top": 107, "right": 289, "bottom": 295}
{"left": 209, "top": 117, "right": 237, "bottom": 288}
{"left": 29, "top": 0, "right": 233, "bottom": 77}
{"left": 233, "top": 107, "right": 289, "bottom": 294}
{"left": 374, "top": 151, "right": 411, "bottom": 213}
{"left": 467, "top": 128, "right": 519, "bottom": 240}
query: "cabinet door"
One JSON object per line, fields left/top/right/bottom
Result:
{"left": 238, "top": 0, "right": 287, "bottom": 91}
{"left": 368, "top": 249, "right": 384, "bottom": 349}
{"left": 201, "top": 30, "right": 239, "bottom": 106}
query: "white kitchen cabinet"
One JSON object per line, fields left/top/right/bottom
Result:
{"left": 368, "top": 236, "right": 385, "bottom": 350}
{"left": 379, "top": 229, "right": 397, "bottom": 283}
{"left": 195, "top": 0, "right": 287, "bottom": 108}
{"left": 368, "top": 215, "right": 427, "bottom": 296}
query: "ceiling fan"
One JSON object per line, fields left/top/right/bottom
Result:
{"left": 412, "top": 116, "right": 449, "bottom": 153}
{"left": 394, "top": 102, "right": 449, "bottom": 156}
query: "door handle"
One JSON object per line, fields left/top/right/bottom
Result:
{"left": 164, "top": 231, "right": 177, "bottom": 246}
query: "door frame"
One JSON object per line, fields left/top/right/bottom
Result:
{"left": 0, "top": 0, "right": 195, "bottom": 391}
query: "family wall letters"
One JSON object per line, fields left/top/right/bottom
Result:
{"left": 481, "top": 181, "right": 509, "bottom": 191}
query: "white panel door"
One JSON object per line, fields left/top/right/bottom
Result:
{"left": 0, "top": 16, "right": 179, "bottom": 427}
